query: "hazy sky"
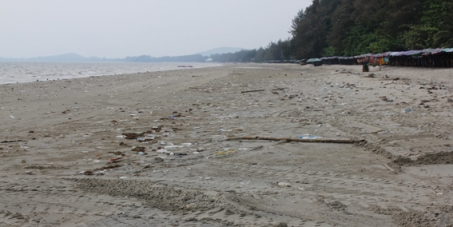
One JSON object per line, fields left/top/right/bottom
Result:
{"left": 1, "top": 0, "right": 311, "bottom": 58}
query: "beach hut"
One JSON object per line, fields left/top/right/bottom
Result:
{"left": 306, "top": 58, "right": 322, "bottom": 66}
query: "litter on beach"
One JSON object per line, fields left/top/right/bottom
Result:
{"left": 298, "top": 134, "right": 323, "bottom": 139}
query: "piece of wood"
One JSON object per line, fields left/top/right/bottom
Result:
{"left": 383, "top": 163, "right": 394, "bottom": 172}
{"left": 1, "top": 140, "right": 25, "bottom": 143}
{"left": 241, "top": 89, "right": 265, "bottom": 93}
{"left": 249, "top": 145, "right": 264, "bottom": 151}
{"left": 227, "top": 136, "right": 364, "bottom": 144}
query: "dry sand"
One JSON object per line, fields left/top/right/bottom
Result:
{"left": 1, "top": 64, "right": 453, "bottom": 226}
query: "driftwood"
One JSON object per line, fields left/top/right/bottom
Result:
{"left": 383, "top": 163, "right": 394, "bottom": 172}
{"left": 241, "top": 89, "right": 265, "bottom": 93}
{"left": 227, "top": 136, "right": 364, "bottom": 144}
{"left": 1, "top": 140, "right": 25, "bottom": 143}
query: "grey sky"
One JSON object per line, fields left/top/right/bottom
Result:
{"left": 1, "top": 0, "right": 311, "bottom": 58}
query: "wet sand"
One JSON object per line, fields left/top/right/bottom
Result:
{"left": 1, "top": 64, "right": 452, "bottom": 226}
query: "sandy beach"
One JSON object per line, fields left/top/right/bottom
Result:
{"left": 1, "top": 63, "right": 453, "bottom": 227}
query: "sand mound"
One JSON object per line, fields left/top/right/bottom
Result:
{"left": 394, "top": 151, "right": 453, "bottom": 166}
{"left": 74, "top": 178, "right": 225, "bottom": 213}
{"left": 393, "top": 206, "right": 453, "bottom": 227}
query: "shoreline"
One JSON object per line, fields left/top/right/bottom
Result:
{"left": 0, "top": 61, "right": 223, "bottom": 85}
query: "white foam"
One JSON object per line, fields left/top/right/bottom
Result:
{"left": 0, "top": 62, "right": 222, "bottom": 84}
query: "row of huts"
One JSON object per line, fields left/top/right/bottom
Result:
{"left": 321, "top": 48, "right": 453, "bottom": 68}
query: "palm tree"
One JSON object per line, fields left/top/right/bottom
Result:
{"left": 433, "top": 21, "right": 453, "bottom": 48}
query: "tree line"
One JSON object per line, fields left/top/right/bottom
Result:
{"left": 213, "top": 0, "right": 452, "bottom": 62}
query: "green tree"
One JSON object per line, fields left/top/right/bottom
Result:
{"left": 401, "top": 0, "right": 453, "bottom": 49}
{"left": 433, "top": 23, "right": 453, "bottom": 48}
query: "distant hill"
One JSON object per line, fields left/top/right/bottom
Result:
{"left": 0, "top": 53, "right": 106, "bottom": 62}
{"left": 197, "top": 47, "right": 243, "bottom": 56}
{"left": 0, "top": 49, "right": 245, "bottom": 63}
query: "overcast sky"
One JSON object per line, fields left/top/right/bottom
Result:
{"left": 1, "top": 0, "right": 311, "bottom": 58}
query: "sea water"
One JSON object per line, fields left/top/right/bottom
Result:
{"left": 0, "top": 62, "right": 221, "bottom": 84}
